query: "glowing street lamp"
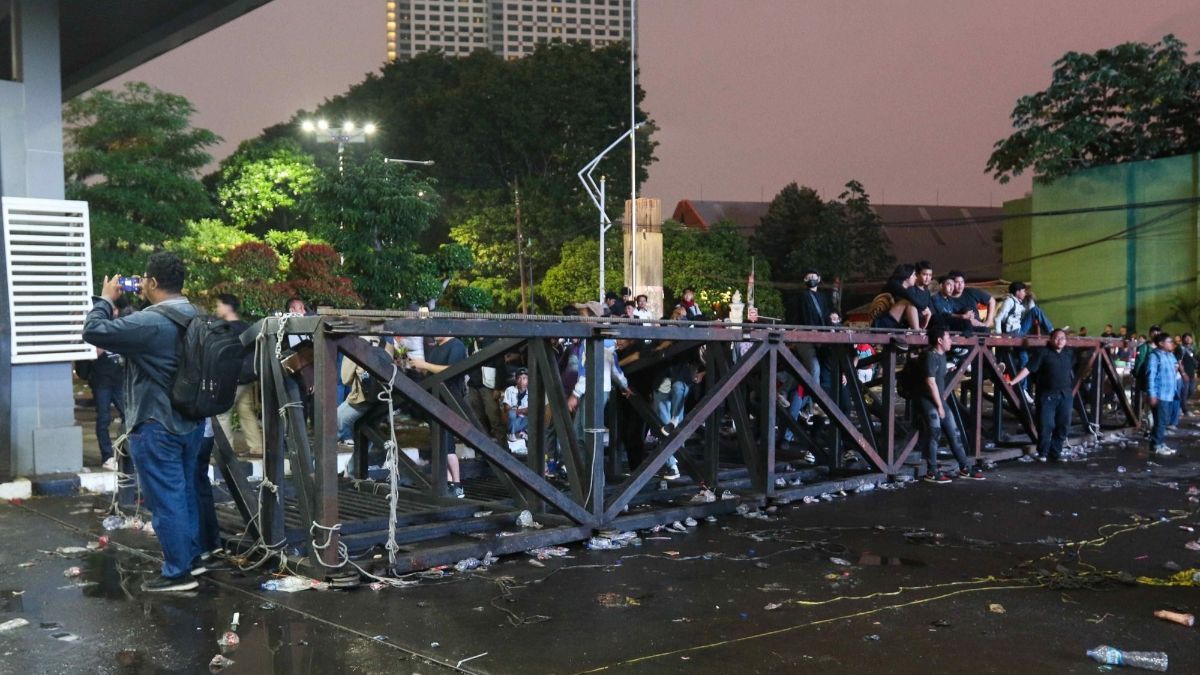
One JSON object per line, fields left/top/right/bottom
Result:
{"left": 300, "top": 118, "right": 376, "bottom": 172}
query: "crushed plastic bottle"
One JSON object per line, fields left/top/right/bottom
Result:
{"left": 208, "top": 654, "right": 235, "bottom": 672}
{"left": 453, "top": 557, "right": 483, "bottom": 572}
{"left": 101, "top": 515, "right": 125, "bottom": 530}
{"left": 260, "top": 576, "right": 320, "bottom": 593}
{"left": 1085, "top": 645, "right": 1168, "bottom": 672}
{"left": 854, "top": 483, "right": 876, "bottom": 494}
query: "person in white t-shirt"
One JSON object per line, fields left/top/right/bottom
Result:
{"left": 502, "top": 368, "right": 530, "bottom": 441}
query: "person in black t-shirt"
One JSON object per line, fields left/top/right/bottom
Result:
{"left": 412, "top": 336, "right": 468, "bottom": 498}
{"left": 948, "top": 270, "right": 996, "bottom": 330}
{"left": 1009, "top": 329, "right": 1076, "bottom": 463}
{"left": 915, "top": 327, "right": 981, "bottom": 483}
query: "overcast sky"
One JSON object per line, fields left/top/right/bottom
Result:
{"left": 108, "top": 0, "right": 1200, "bottom": 209}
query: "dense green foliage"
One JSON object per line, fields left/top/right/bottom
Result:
{"left": 214, "top": 138, "right": 321, "bottom": 232}
{"left": 662, "top": 221, "right": 783, "bottom": 319}
{"left": 988, "top": 35, "right": 1200, "bottom": 184}
{"left": 64, "top": 82, "right": 219, "bottom": 283}
{"left": 753, "top": 181, "right": 894, "bottom": 283}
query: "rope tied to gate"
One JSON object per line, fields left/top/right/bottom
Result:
{"left": 374, "top": 361, "right": 403, "bottom": 569}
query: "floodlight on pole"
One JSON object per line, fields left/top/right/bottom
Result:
{"left": 301, "top": 118, "right": 377, "bottom": 173}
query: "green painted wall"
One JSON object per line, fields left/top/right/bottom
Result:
{"left": 1001, "top": 196, "right": 1032, "bottom": 283}
{"left": 1004, "top": 153, "right": 1200, "bottom": 335}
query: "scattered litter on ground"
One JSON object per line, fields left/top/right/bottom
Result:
{"left": 863, "top": 634, "right": 880, "bottom": 641}
{"left": 472, "top": 511, "right": 493, "bottom": 518}
{"left": 62, "top": 566, "right": 82, "bottom": 577}
{"left": 207, "top": 654, "right": 234, "bottom": 672}
{"left": 829, "top": 557, "right": 852, "bottom": 566}
{"left": 515, "top": 510, "right": 542, "bottom": 529}
{"left": 454, "top": 552, "right": 498, "bottom": 572}
{"left": 260, "top": 575, "right": 327, "bottom": 592}
{"left": 429, "top": 641, "right": 440, "bottom": 648}
{"left": 51, "top": 632, "right": 79, "bottom": 642}
{"left": 1085, "top": 645, "right": 1168, "bottom": 671}
{"left": 0, "top": 618, "right": 29, "bottom": 632}
{"left": 1153, "top": 609, "right": 1194, "bottom": 626}
{"left": 930, "top": 619, "right": 951, "bottom": 628}
{"left": 764, "top": 602, "right": 783, "bottom": 611}
{"left": 690, "top": 489, "right": 715, "bottom": 504}
{"left": 988, "top": 603, "right": 1006, "bottom": 614}
{"left": 52, "top": 546, "right": 92, "bottom": 556}
{"left": 596, "top": 592, "right": 641, "bottom": 608}
{"left": 587, "top": 531, "right": 640, "bottom": 550}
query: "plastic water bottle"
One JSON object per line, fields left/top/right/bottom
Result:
{"left": 1086, "top": 645, "right": 1168, "bottom": 672}
{"left": 101, "top": 515, "right": 124, "bottom": 531}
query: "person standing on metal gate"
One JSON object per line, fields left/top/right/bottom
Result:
{"left": 917, "top": 326, "right": 983, "bottom": 483}
{"left": 1009, "top": 329, "right": 1078, "bottom": 463}
{"left": 82, "top": 252, "right": 204, "bottom": 592}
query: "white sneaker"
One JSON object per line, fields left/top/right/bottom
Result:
{"left": 1154, "top": 445, "right": 1177, "bottom": 457}
{"left": 662, "top": 466, "right": 682, "bottom": 480}
{"left": 101, "top": 457, "right": 118, "bottom": 472}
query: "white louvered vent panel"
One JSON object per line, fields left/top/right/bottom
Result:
{"left": 2, "top": 197, "right": 96, "bottom": 364}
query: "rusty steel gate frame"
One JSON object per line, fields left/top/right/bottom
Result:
{"left": 209, "top": 311, "right": 1136, "bottom": 576}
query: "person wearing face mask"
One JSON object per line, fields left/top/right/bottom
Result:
{"left": 794, "top": 269, "right": 837, "bottom": 415}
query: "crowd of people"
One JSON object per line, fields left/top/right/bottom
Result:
{"left": 79, "top": 251, "right": 1195, "bottom": 590}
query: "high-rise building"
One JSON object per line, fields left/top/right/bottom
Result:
{"left": 385, "top": 0, "right": 632, "bottom": 62}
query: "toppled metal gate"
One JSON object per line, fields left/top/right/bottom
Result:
{"left": 203, "top": 310, "right": 1136, "bottom": 576}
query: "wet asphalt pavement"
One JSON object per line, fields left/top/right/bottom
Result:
{"left": 1, "top": 424, "right": 1199, "bottom": 674}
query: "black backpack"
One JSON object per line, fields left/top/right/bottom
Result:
{"left": 155, "top": 304, "right": 246, "bottom": 420}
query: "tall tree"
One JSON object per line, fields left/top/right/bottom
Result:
{"left": 753, "top": 181, "right": 893, "bottom": 283}
{"left": 309, "top": 153, "right": 445, "bottom": 308}
{"left": 988, "top": 34, "right": 1200, "bottom": 184}
{"left": 64, "top": 82, "right": 219, "bottom": 282}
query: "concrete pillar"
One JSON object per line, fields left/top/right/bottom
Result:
{"left": 623, "top": 198, "right": 663, "bottom": 318}
{"left": 0, "top": 0, "right": 82, "bottom": 479}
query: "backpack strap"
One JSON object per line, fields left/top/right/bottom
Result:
{"left": 142, "top": 303, "right": 194, "bottom": 391}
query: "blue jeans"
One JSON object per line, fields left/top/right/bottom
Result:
{"left": 93, "top": 385, "right": 124, "bottom": 461}
{"left": 917, "top": 398, "right": 970, "bottom": 474}
{"left": 1020, "top": 306, "right": 1054, "bottom": 335}
{"left": 128, "top": 421, "right": 203, "bottom": 579}
{"left": 1151, "top": 398, "right": 1178, "bottom": 447}
{"left": 337, "top": 400, "right": 368, "bottom": 441}
{"left": 196, "top": 436, "right": 220, "bottom": 554}
{"left": 653, "top": 380, "right": 689, "bottom": 427}
{"left": 507, "top": 409, "right": 528, "bottom": 436}
{"left": 784, "top": 392, "right": 811, "bottom": 442}
{"left": 1036, "top": 391, "right": 1072, "bottom": 460}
